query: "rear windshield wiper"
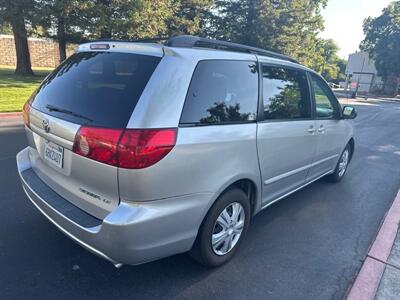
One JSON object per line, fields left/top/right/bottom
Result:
{"left": 46, "top": 104, "right": 93, "bottom": 123}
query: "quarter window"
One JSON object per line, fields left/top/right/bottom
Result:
{"left": 180, "top": 60, "right": 258, "bottom": 125}
{"left": 262, "top": 66, "right": 311, "bottom": 120}
{"left": 310, "top": 74, "right": 339, "bottom": 119}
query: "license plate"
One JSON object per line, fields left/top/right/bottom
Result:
{"left": 44, "top": 141, "right": 64, "bottom": 168}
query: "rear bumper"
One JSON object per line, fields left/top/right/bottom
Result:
{"left": 17, "top": 147, "right": 213, "bottom": 266}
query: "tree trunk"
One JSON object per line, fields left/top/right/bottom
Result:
{"left": 57, "top": 18, "right": 67, "bottom": 63}
{"left": 11, "top": 14, "right": 33, "bottom": 76}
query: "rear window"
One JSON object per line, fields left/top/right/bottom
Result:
{"left": 180, "top": 60, "right": 258, "bottom": 125}
{"left": 31, "top": 52, "right": 161, "bottom": 128}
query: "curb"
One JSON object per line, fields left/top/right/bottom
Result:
{"left": 347, "top": 190, "right": 400, "bottom": 299}
{"left": 0, "top": 112, "right": 22, "bottom": 118}
{"left": 0, "top": 112, "right": 23, "bottom": 128}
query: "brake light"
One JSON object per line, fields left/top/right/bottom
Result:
{"left": 118, "top": 128, "right": 177, "bottom": 169}
{"left": 73, "top": 127, "right": 123, "bottom": 166}
{"left": 22, "top": 100, "right": 31, "bottom": 128}
{"left": 73, "top": 127, "right": 177, "bottom": 169}
{"left": 90, "top": 43, "right": 110, "bottom": 50}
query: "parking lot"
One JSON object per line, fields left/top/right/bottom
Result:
{"left": 1, "top": 98, "right": 400, "bottom": 300}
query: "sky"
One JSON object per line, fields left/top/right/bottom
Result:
{"left": 320, "top": 0, "right": 393, "bottom": 59}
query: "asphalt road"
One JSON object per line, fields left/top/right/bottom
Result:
{"left": 1, "top": 99, "right": 400, "bottom": 300}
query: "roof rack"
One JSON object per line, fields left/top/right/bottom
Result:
{"left": 89, "top": 37, "right": 169, "bottom": 44}
{"left": 165, "top": 35, "right": 299, "bottom": 64}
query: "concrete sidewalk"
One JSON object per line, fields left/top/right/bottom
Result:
{"left": 338, "top": 97, "right": 400, "bottom": 108}
{"left": 375, "top": 230, "right": 400, "bottom": 299}
{"left": 334, "top": 89, "right": 400, "bottom": 101}
{"left": 347, "top": 191, "right": 400, "bottom": 300}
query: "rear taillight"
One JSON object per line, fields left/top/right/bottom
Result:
{"left": 73, "top": 127, "right": 123, "bottom": 166}
{"left": 118, "top": 128, "right": 177, "bottom": 169}
{"left": 73, "top": 127, "right": 176, "bottom": 169}
{"left": 22, "top": 100, "right": 31, "bottom": 128}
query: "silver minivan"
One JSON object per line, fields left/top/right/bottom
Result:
{"left": 17, "top": 36, "right": 357, "bottom": 267}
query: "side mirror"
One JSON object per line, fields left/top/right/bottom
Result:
{"left": 342, "top": 106, "right": 357, "bottom": 119}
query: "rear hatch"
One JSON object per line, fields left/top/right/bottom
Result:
{"left": 25, "top": 49, "right": 161, "bottom": 219}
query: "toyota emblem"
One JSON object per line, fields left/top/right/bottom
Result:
{"left": 42, "top": 119, "right": 50, "bottom": 133}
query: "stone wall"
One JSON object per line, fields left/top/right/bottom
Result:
{"left": 0, "top": 34, "right": 75, "bottom": 68}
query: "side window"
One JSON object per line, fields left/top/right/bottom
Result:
{"left": 262, "top": 66, "right": 311, "bottom": 120}
{"left": 180, "top": 60, "right": 258, "bottom": 125}
{"left": 310, "top": 74, "right": 339, "bottom": 119}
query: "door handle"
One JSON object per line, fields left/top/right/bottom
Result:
{"left": 307, "top": 126, "right": 316, "bottom": 134}
{"left": 318, "top": 126, "right": 326, "bottom": 134}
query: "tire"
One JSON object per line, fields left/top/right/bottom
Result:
{"left": 326, "top": 144, "right": 351, "bottom": 183}
{"left": 189, "top": 188, "right": 251, "bottom": 267}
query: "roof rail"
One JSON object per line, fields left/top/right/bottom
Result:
{"left": 89, "top": 37, "right": 169, "bottom": 44}
{"left": 165, "top": 35, "right": 299, "bottom": 64}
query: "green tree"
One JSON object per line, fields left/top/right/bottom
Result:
{"left": 80, "top": 0, "right": 211, "bottom": 40}
{"left": 0, "top": 23, "right": 12, "bottom": 34}
{"left": 0, "top": 0, "right": 35, "bottom": 75}
{"left": 128, "top": 0, "right": 213, "bottom": 39}
{"left": 207, "top": 0, "right": 328, "bottom": 66}
{"left": 361, "top": 1, "right": 400, "bottom": 95}
{"left": 173, "top": 0, "right": 214, "bottom": 35}
{"left": 32, "top": 0, "right": 213, "bottom": 60}
{"left": 85, "top": 0, "right": 140, "bottom": 39}
{"left": 128, "top": 0, "right": 174, "bottom": 39}
{"left": 335, "top": 57, "right": 347, "bottom": 83}
{"left": 312, "top": 38, "right": 346, "bottom": 83}
{"left": 35, "top": 1, "right": 92, "bottom": 62}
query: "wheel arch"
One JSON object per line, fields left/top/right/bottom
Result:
{"left": 228, "top": 179, "right": 258, "bottom": 216}
{"left": 206, "top": 176, "right": 261, "bottom": 220}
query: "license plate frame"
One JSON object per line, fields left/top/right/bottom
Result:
{"left": 44, "top": 141, "right": 64, "bottom": 169}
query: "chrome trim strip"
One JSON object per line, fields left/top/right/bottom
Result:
{"left": 261, "top": 170, "right": 333, "bottom": 211}
{"left": 264, "top": 154, "right": 338, "bottom": 185}
{"left": 30, "top": 123, "right": 74, "bottom": 149}
{"left": 29, "top": 108, "right": 80, "bottom": 150}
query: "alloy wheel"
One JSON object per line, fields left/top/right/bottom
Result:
{"left": 338, "top": 149, "right": 349, "bottom": 177}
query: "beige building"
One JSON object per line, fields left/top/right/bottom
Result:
{"left": 345, "top": 51, "right": 383, "bottom": 94}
